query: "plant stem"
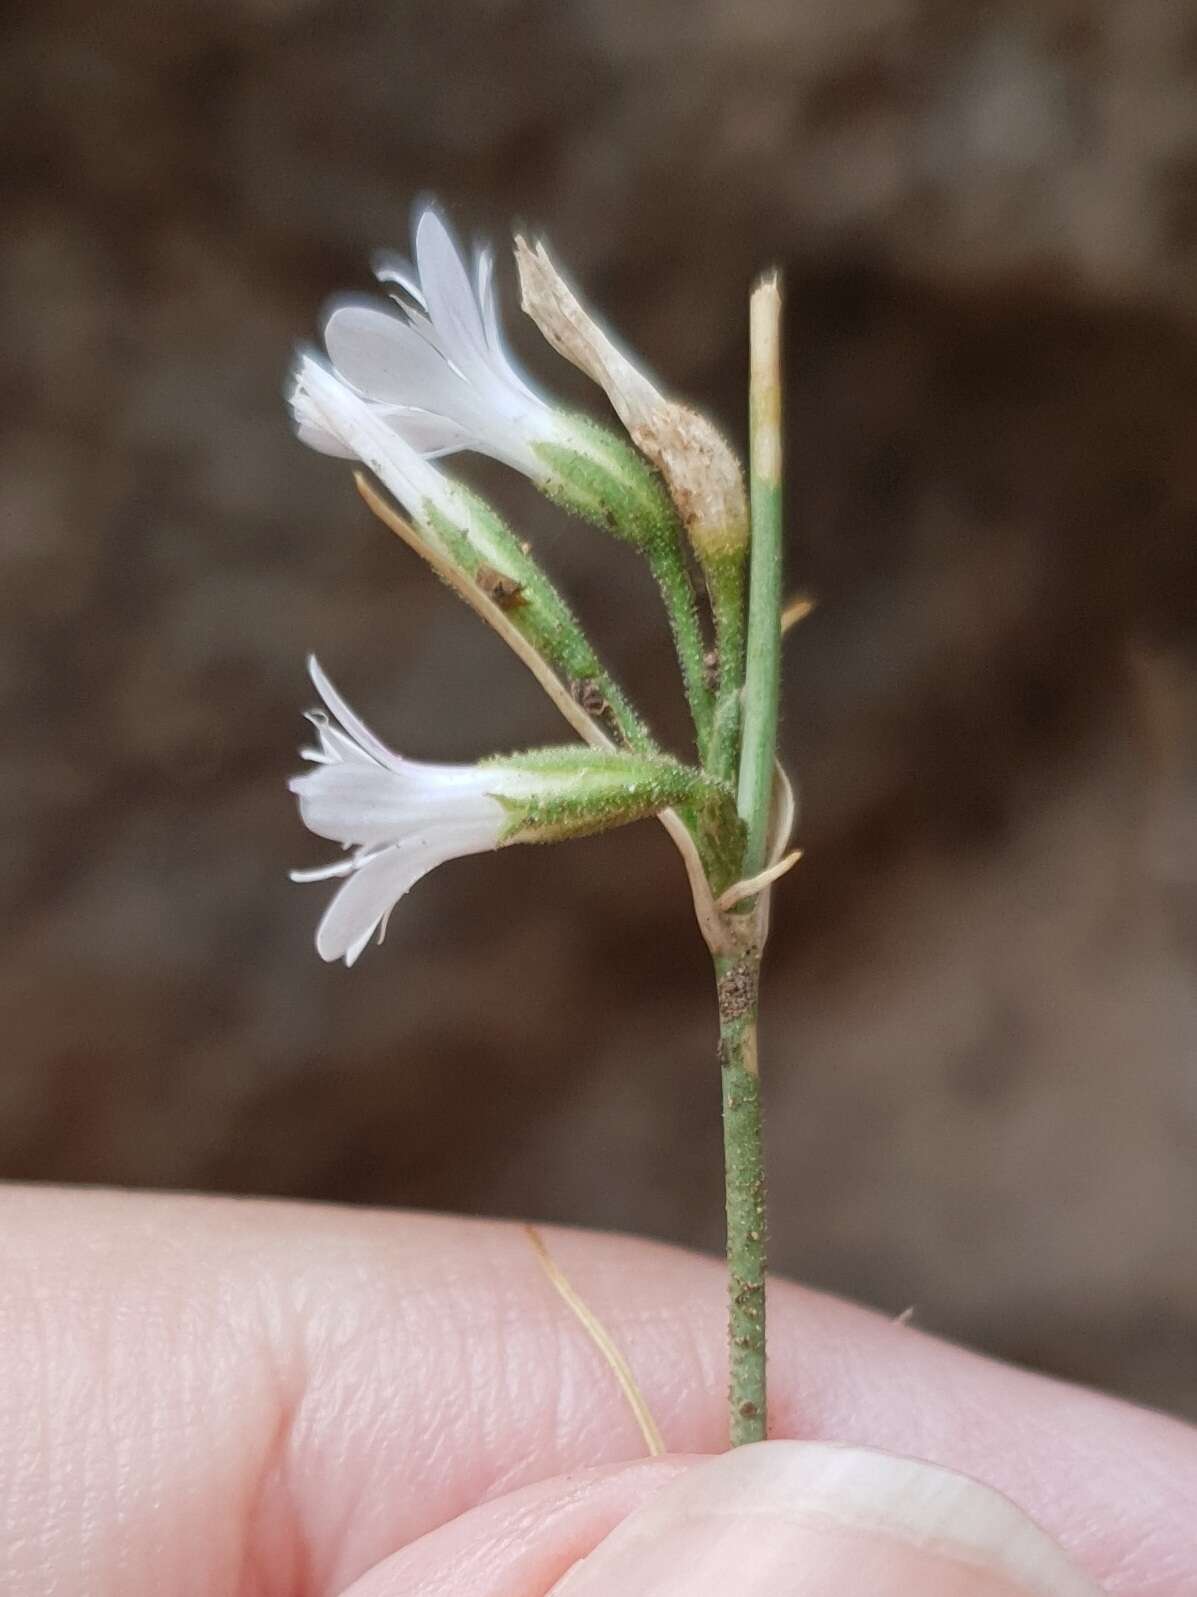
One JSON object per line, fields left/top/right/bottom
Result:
{"left": 715, "top": 950, "right": 766, "bottom": 1444}
{"left": 706, "top": 550, "right": 747, "bottom": 787}
{"left": 737, "top": 274, "right": 784, "bottom": 878}
{"left": 716, "top": 272, "right": 783, "bottom": 1448}
{"left": 646, "top": 535, "right": 715, "bottom": 765}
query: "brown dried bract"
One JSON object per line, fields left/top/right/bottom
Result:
{"left": 629, "top": 401, "right": 748, "bottom": 560}
{"left": 516, "top": 236, "right": 747, "bottom": 560}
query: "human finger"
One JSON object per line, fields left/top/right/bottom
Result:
{"left": 545, "top": 1443, "right": 1105, "bottom": 1597}
{"left": 1, "top": 1187, "right": 1193, "bottom": 1596}
{"left": 337, "top": 1458, "right": 693, "bottom": 1597}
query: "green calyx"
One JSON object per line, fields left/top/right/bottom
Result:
{"left": 490, "top": 748, "right": 743, "bottom": 877}
{"left": 534, "top": 417, "right": 680, "bottom": 555}
{"left": 423, "top": 489, "right": 652, "bottom": 754}
{"left": 536, "top": 418, "right": 716, "bottom": 764}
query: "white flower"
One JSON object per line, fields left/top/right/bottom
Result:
{"left": 290, "top": 657, "right": 709, "bottom": 966}
{"left": 288, "top": 203, "right": 671, "bottom": 556}
{"left": 290, "top": 656, "right": 543, "bottom": 966}
{"left": 292, "top": 204, "right": 563, "bottom": 480}
{"left": 289, "top": 350, "right": 465, "bottom": 526}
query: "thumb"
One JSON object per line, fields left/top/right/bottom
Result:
{"left": 549, "top": 1442, "right": 1104, "bottom": 1596}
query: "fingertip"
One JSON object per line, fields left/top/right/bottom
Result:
{"left": 338, "top": 1457, "right": 696, "bottom": 1597}
{"left": 548, "top": 1443, "right": 1105, "bottom": 1597}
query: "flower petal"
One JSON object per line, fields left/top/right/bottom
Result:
{"left": 314, "top": 826, "right": 491, "bottom": 965}
{"left": 288, "top": 375, "right": 357, "bottom": 458}
{"left": 291, "top": 765, "right": 419, "bottom": 845}
{"left": 413, "top": 204, "right": 492, "bottom": 383}
{"left": 289, "top": 856, "right": 360, "bottom": 883}
{"left": 323, "top": 299, "right": 467, "bottom": 410}
{"left": 302, "top": 710, "right": 387, "bottom": 771}
{"left": 296, "top": 211, "right": 555, "bottom": 482}
{"left": 307, "top": 655, "right": 404, "bottom": 772}
{"left": 381, "top": 407, "right": 475, "bottom": 458}
{"left": 290, "top": 353, "right": 460, "bottom": 522}
{"left": 475, "top": 244, "right": 501, "bottom": 353}
{"left": 291, "top": 759, "right": 503, "bottom": 846}
{"left": 474, "top": 241, "right": 544, "bottom": 405}
{"left": 371, "top": 249, "right": 426, "bottom": 305}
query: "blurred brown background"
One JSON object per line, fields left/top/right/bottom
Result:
{"left": 3, "top": 2, "right": 1196, "bottom": 1419}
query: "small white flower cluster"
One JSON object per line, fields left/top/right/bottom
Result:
{"left": 287, "top": 207, "right": 666, "bottom": 965}
{"left": 287, "top": 204, "right": 751, "bottom": 964}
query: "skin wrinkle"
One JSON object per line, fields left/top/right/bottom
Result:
{"left": 0, "top": 1190, "right": 1194, "bottom": 1596}
{"left": 464, "top": 1242, "right": 584, "bottom": 1497}
{"left": 22, "top": 1277, "right": 59, "bottom": 1587}
{"left": 538, "top": 1234, "right": 726, "bottom": 1449}
{"left": 439, "top": 1257, "right": 533, "bottom": 1502}
{"left": 354, "top": 1227, "right": 555, "bottom": 1582}
{"left": 480, "top": 1297, "right": 616, "bottom": 1510}
{"left": 238, "top": 1400, "right": 304, "bottom": 1597}
{"left": 13, "top": 1229, "right": 213, "bottom": 1593}
{"left": 537, "top": 1445, "right": 1106, "bottom": 1596}
{"left": 603, "top": 1297, "right": 717, "bottom": 1453}
{"left": 518, "top": 1260, "right": 659, "bottom": 1476}
{"left": 169, "top": 1272, "right": 287, "bottom": 1597}
{"left": 285, "top": 1227, "right": 420, "bottom": 1581}
{"left": 244, "top": 1215, "right": 1197, "bottom": 1592}
{"left": 236, "top": 1291, "right": 310, "bottom": 1597}
{"left": 290, "top": 1292, "right": 445, "bottom": 1592}
{"left": 338, "top": 1460, "right": 694, "bottom": 1597}
{"left": 481, "top": 1478, "right": 603, "bottom": 1586}
{"left": 544, "top": 1334, "right": 613, "bottom": 1482}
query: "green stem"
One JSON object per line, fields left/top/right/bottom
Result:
{"left": 716, "top": 272, "right": 783, "bottom": 1448}
{"left": 706, "top": 550, "right": 747, "bottom": 787}
{"left": 736, "top": 275, "right": 784, "bottom": 878}
{"left": 715, "top": 950, "right": 766, "bottom": 1444}
{"left": 535, "top": 422, "right": 715, "bottom": 764}
{"left": 646, "top": 535, "right": 715, "bottom": 764}
{"left": 427, "top": 492, "right": 656, "bottom": 756}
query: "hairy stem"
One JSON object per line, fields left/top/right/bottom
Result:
{"left": 716, "top": 950, "right": 766, "bottom": 1444}
{"left": 355, "top": 473, "right": 735, "bottom": 955}
{"left": 645, "top": 536, "right": 715, "bottom": 764}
